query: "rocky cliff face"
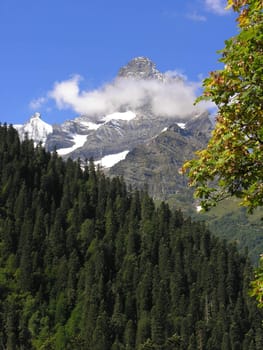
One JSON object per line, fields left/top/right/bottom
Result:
{"left": 109, "top": 111, "right": 213, "bottom": 207}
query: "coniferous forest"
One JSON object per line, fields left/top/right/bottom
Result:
{"left": 0, "top": 124, "right": 263, "bottom": 349}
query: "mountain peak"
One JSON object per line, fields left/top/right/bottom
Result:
{"left": 32, "top": 112, "right": 41, "bottom": 119}
{"left": 15, "top": 113, "right": 53, "bottom": 145}
{"left": 117, "top": 56, "right": 164, "bottom": 81}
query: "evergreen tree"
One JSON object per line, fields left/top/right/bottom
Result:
{"left": 0, "top": 125, "right": 262, "bottom": 348}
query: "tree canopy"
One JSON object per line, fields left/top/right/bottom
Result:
{"left": 0, "top": 124, "right": 262, "bottom": 348}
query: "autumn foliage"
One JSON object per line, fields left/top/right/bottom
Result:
{"left": 183, "top": 0, "right": 263, "bottom": 212}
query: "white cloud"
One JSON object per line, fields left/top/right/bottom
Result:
{"left": 204, "top": 0, "right": 227, "bottom": 15}
{"left": 47, "top": 74, "right": 208, "bottom": 120}
{"left": 164, "top": 70, "right": 188, "bottom": 81}
{"left": 29, "top": 96, "right": 47, "bottom": 110}
{"left": 186, "top": 12, "right": 207, "bottom": 22}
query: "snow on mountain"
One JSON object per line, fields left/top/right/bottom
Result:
{"left": 177, "top": 122, "right": 186, "bottom": 129}
{"left": 78, "top": 120, "right": 101, "bottom": 130}
{"left": 56, "top": 134, "right": 88, "bottom": 156}
{"left": 102, "top": 111, "right": 136, "bottom": 123}
{"left": 15, "top": 113, "right": 53, "bottom": 145}
{"left": 54, "top": 111, "right": 137, "bottom": 156}
{"left": 95, "top": 150, "right": 129, "bottom": 168}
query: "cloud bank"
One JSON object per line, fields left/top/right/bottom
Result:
{"left": 186, "top": 12, "right": 207, "bottom": 22}
{"left": 45, "top": 74, "right": 208, "bottom": 120}
{"left": 204, "top": 0, "right": 227, "bottom": 15}
{"left": 29, "top": 97, "right": 47, "bottom": 110}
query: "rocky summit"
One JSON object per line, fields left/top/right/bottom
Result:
{"left": 117, "top": 56, "right": 165, "bottom": 81}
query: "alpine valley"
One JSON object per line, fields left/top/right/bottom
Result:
{"left": 15, "top": 57, "right": 263, "bottom": 262}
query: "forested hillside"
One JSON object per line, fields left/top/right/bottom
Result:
{"left": 0, "top": 124, "right": 262, "bottom": 349}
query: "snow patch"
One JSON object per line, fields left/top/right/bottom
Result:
{"left": 79, "top": 120, "right": 101, "bottom": 130}
{"left": 57, "top": 134, "right": 87, "bottom": 155}
{"left": 177, "top": 123, "right": 186, "bottom": 129}
{"left": 102, "top": 111, "right": 136, "bottom": 123}
{"left": 95, "top": 150, "right": 129, "bottom": 168}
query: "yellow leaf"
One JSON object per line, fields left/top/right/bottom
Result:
{"left": 238, "top": 9, "right": 250, "bottom": 27}
{"left": 225, "top": 0, "right": 234, "bottom": 10}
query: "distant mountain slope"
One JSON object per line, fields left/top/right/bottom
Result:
{"left": 109, "top": 111, "right": 213, "bottom": 203}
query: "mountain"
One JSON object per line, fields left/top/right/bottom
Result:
{"left": 14, "top": 105, "right": 213, "bottom": 209}
{"left": 12, "top": 56, "right": 213, "bottom": 213}
{"left": 15, "top": 112, "right": 53, "bottom": 145}
{"left": 15, "top": 57, "right": 205, "bottom": 166}
{"left": 44, "top": 56, "right": 195, "bottom": 162}
{"left": 109, "top": 111, "right": 213, "bottom": 204}
{"left": 118, "top": 56, "right": 168, "bottom": 81}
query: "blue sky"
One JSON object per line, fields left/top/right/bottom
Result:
{"left": 0, "top": 0, "right": 238, "bottom": 125}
